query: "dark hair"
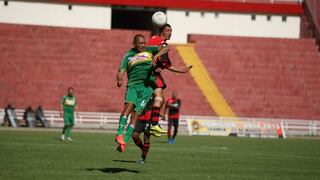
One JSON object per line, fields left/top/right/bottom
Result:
{"left": 159, "top": 23, "right": 171, "bottom": 33}
{"left": 133, "top": 34, "right": 145, "bottom": 43}
{"left": 68, "top": 87, "right": 74, "bottom": 91}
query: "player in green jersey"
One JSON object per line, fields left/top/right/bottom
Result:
{"left": 115, "top": 34, "right": 169, "bottom": 152}
{"left": 60, "top": 87, "right": 78, "bottom": 141}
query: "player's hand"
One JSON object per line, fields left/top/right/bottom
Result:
{"left": 152, "top": 56, "right": 158, "bottom": 67}
{"left": 60, "top": 112, "right": 63, "bottom": 117}
{"left": 117, "top": 80, "right": 123, "bottom": 87}
{"left": 185, "top": 65, "right": 193, "bottom": 72}
{"left": 155, "top": 68, "right": 162, "bottom": 73}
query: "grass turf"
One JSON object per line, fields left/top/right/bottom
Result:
{"left": 0, "top": 129, "right": 320, "bottom": 180}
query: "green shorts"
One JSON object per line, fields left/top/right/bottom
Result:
{"left": 63, "top": 113, "right": 74, "bottom": 126}
{"left": 125, "top": 83, "right": 153, "bottom": 115}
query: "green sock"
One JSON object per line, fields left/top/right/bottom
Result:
{"left": 124, "top": 125, "right": 135, "bottom": 143}
{"left": 117, "top": 116, "right": 128, "bottom": 135}
{"left": 62, "top": 126, "right": 67, "bottom": 135}
{"left": 65, "top": 126, "right": 72, "bottom": 137}
{"left": 68, "top": 126, "right": 72, "bottom": 137}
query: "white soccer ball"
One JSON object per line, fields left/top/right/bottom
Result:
{"left": 152, "top": 11, "right": 167, "bottom": 27}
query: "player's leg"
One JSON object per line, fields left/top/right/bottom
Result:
{"left": 115, "top": 102, "right": 134, "bottom": 145}
{"left": 167, "top": 119, "right": 173, "bottom": 143}
{"left": 171, "top": 120, "right": 179, "bottom": 143}
{"left": 66, "top": 125, "right": 74, "bottom": 141}
{"left": 150, "top": 88, "right": 167, "bottom": 133}
{"left": 62, "top": 114, "right": 73, "bottom": 141}
{"left": 141, "top": 133, "right": 150, "bottom": 162}
{"left": 61, "top": 124, "right": 67, "bottom": 141}
{"left": 124, "top": 111, "right": 138, "bottom": 144}
{"left": 132, "top": 133, "right": 143, "bottom": 150}
{"left": 116, "top": 86, "right": 136, "bottom": 145}
{"left": 67, "top": 115, "right": 75, "bottom": 141}
{"left": 61, "top": 113, "right": 69, "bottom": 141}
{"left": 132, "top": 119, "right": 145, "bottom": 150}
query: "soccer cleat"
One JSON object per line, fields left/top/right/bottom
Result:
{"left": 116, "top": 144, "right": 126, "bottom": 153}
{"left": 136, "top": 158, "right": 145, "bottom": 164}
{"left": 66, "top": 137, "right": 73, "bottom": 141}
{"left": 60, "top": 134, "right": 65, "bottom": 141}
{"left": 149, "top": 130, "right": 162, "bottom": 137}
{"left": 150, "top": 124, "right": 167, "bottom": 133}
{"left": 115, "top": 135, "right": 125, "bottom": 145}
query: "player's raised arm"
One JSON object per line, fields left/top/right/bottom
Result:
{"left": 167, "top": 65, "right": 193, "bottom": 73}
{"left": 152, "top": 46, "right": 170, "bottom": 67}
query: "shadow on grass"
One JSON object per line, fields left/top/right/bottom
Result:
{"left": 113, "top": 159, "right": 137, "bottom": 163}
{"left": 86, "top": 167, "right": 139, "bottom": 174}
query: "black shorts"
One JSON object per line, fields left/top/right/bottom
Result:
{"left": 134, "top": 120, "right": 150, "bottom": 134}
{"left": 168, "top": 119, "right": 179, "bottom": 128}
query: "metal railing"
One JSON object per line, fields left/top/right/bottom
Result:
{"left": 1, "top": 109, "right": 319, "bottom": 137}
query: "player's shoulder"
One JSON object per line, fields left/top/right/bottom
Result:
{"left": 123, "top": 49, "right": 136, "bottom": 58}
{"left": 148, "top": 35, "right": 162, "bottom": 45}
{"left": 150, "top": 34, "right": 161, "bottom": 39}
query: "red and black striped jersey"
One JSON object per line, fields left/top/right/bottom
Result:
{"left": 148, "top": 35, "right": 171, "bottom": 69}
{"left": 166, "top": 98, "right": 181, "bottom": 119}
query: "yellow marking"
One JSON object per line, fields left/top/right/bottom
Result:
{"left": 176, "top": 44, "right": 236, "bottom": 117}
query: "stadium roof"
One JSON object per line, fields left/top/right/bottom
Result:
{"left": 16, "top": 0, "right": 303, "bottom": 15}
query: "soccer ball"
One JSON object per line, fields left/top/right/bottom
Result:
{"left": 152, "top": 11, "right": 167, "bottom": 27}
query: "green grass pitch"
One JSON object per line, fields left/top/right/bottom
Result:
{"left": 1, "top": 129, "right": 320, "bottom": 180}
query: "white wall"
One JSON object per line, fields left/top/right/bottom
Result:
{"left": 167, "top": 10, "right": 301, "bottom": 44}
{"left": 0, "top": 1, "right": 111, "bottom": 29}
{"left": 0, "top": 1, "right": 301, "bottom": 43}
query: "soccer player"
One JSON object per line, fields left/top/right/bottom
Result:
{"left": 163, "top": 91, "right": 181, "bottom": 144}
{"left": 115, "top": 34, "right": 169, "bottom": 152}
{"left": 60, "top": 87, "right": 78, "bottom": 141}
{"left": 147, "top": 24, "right": 192, "bottom": 136}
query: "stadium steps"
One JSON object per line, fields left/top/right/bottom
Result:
{"left": 189, "top": 34, "right": 320, "bottom": 120}
{"left": 176, "top": 44, "right": 236, "bottom": 117}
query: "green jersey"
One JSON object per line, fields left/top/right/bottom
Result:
{"left": 61, "top": 95, "right": 77, "bottom": 114}
{"left": 119, "top": 46, "right": 158, "bottom": 85}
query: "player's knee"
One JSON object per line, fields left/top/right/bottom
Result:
{"left": 132, "top": 132, "right": 139, "bottom": 139}
{"left": 154, "top": 96, "right": 163, "bottom": 104}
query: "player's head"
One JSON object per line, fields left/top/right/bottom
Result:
{"left": 133, "top": 34, "right": 146, "bottom": 52}
{"left": 159, "top": 24, "right": 172, "bottom": 41}
{"left": 67, "top": 87, "right": 74, "bottom": 97}
{"left": 172, "top": 91, "right": 177, "bottom": 99}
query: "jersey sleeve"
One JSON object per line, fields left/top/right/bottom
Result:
{"left": 119, "top": 53, "right": 129, "bottom": 71}
{"left": 60, "top": 96, "right": 66, "bottom": 105}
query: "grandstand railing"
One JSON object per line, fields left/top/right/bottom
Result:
{"left": 0, "top": 109, "right": 319, "bottom": 137}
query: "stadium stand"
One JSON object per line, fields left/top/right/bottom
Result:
{"left": 189, "top": 34, "right": 320, "bottom": 120}
{"left": 0, "top": 23, "right": 214, "bottom": 116}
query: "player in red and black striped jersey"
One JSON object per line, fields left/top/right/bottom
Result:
{"left": 164, "top": 91, "right": 181, "bottom": 144}
{"left": 147, "top": 24, "right": 192, "bottom": 136}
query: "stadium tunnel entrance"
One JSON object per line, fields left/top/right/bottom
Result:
{"left": 111, "top": 6, "right": 166, "bottom": 35}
